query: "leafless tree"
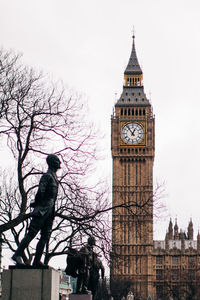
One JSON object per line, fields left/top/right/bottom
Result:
{"left": 0, "top": 49, "right": 21, "bottom": 119}
{"left": 0, "top": 48, "right": 165, "bottom": 265}
{"left": 0, "top": 48, "right": 112, "bottom": 263}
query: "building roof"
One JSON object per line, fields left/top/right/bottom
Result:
{"left": 116, "top": 86, "right": 150, "bottom": 107}
{"left": 124, "top": 34, "right": 142, "bottom": 75}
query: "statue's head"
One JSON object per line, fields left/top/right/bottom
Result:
{"left": 46, "top": 154, "right": 61, "bottom": 171}
{"left": 87, "top": 236, "right": 96, "bottom": 246}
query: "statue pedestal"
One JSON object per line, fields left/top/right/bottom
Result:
{"left": 2, "top": 267, "right": 60, "bottom": 300}
{"left": 69, "top": 294, "right": 92, "bottom": 300}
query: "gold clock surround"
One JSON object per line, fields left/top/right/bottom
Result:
{"left": 120, "top": 121, "right": 146, "bottom": 146}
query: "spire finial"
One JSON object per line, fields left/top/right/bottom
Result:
{"left": 124, "top": 28, "right": 142, "bottom": 77}
{"left": 132, "top": 26, "right": 135, "bottom": 39}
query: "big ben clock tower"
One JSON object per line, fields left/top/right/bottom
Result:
{"left": 111, "top": 34, "right": 155, "bottom": 298}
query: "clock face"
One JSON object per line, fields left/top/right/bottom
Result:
{"left": 122, "top": 123, "right": 144, "bottom": 145}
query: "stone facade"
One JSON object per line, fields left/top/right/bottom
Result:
{"left": 153, "top": 219, "right": 200, "bottom": 299}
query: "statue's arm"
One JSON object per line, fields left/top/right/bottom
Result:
{"left": 33, "top": 173, "right": 51, "bottom": 206}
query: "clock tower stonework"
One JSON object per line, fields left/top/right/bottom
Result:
{"left": 111, "top": 34, "right": 155, "bottom": 298}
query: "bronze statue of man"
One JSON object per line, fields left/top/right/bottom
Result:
{"left": 76, "top": 236, "right": 96, "bottom": 294}
{"left": 12, "top": 154, "right": 61, "bottom": 267}
{"left": 89, "top": 252, "right": 105, "bottom": 299}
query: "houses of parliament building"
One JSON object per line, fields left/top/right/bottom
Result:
{"left": 110, "top": 34, "right": 200, "bottom": 300}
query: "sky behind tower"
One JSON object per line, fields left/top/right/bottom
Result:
{"left": 1, "top": 0, "right": 200, "bottom": 268}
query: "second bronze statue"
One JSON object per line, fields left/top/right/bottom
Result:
{"left": 65, "top": 236, "right": 104, "bottom": 298}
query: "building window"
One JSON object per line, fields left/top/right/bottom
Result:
{"left": 156, "top": 285, "right": 163, "bottom": 298}
{"left": 188, "top": 256, "right": 195, "bottom": 267}
{"left": 156, "top": 256, "right": 163, "bottom": 265}
{"left": 121, "top": 109, "right": 123, "bottom": 115}
{"left": 156, "top": 270, "right": 163, "bottom": 280}
{"left": 172, "top": 256, "right": 179, "bottom": 265}
{"left": 188, "top": 270, "right": 195, "bottom": 280}
{"left": 143, "top": 109, "right": 146, "bottom": 115}
{"left": 128, "top": 164, "right": 130, "bottom": 185}
{"left": 171, "top": 270, "right": 179, "bottom": 281}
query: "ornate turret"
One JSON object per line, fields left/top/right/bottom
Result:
{"left": 165, "top": 232, "right": 169, "bottom": 251}
{"left": 168, "top": 218, "right": 173, "bottom": 240}
{"left": 197, "top": 231, "right": 200, "bottom": 252}
{"left": 174, "top": 218, "right": 179, "bottom": 240}
{"left": 187, "top": 218, "right": 194, "bottom": 240}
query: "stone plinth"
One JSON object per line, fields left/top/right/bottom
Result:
{"left": 2, "top": 267, "right": 60, "bottom": 300}
{"left": 69, "top": 294, "right": 92, "bottom": 300}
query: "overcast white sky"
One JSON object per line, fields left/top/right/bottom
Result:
{"left": 1, "top": 0, "right": 200, "bottom": 268}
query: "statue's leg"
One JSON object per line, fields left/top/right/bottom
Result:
{"left": 91, "top": 278, "right": 99, "bottom": 299}
{"left": 76, "top": 274, "right": 83, "bottom": 293}
{"left": 14, "top": 235, "right": 33, "bottom": 257}
{"left": 12, "top": 216, "right": 40, "bottom": 264}
{"left": 82, "top": 269, "right": 91, "bottom": 293}
{"left": 32, "top": 211, "right": 53, "bottom": 267}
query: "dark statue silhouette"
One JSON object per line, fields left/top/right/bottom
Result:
{"left": 65, "top": 237, "right": 104, "bottom": 297}
{"left": 12, "top": 154, "right": 61, "bottom": 268}
{"left": 88, "top": 252, "right": 104, "bottom": 299}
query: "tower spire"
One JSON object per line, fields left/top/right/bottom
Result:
{"left": 124, "top": 34, "right": 142, "bottom": 76}
{"left": 124, "top": 33, "right": 143, "bottom": 87}
{"left": 116, "top": 33, "right": 150, "bottom": 106}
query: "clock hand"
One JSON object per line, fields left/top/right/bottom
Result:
{"left": 127, "top": 125, "right": 133, "bottom": 135}
{"left": 131, "top": 128, "right": 136, "bottom": 136}
{"left": 126, "top": 125, "right": 136, "bottom": 137}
